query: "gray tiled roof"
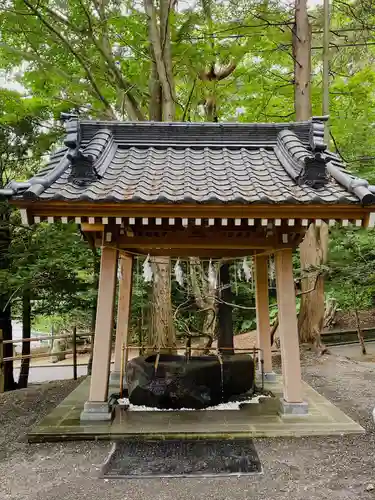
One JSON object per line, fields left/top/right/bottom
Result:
{"left": 3, "top": 117, "right": 375, "bottom": 206}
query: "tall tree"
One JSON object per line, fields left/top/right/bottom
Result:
{"left": 144, "top": 0, "right": 176, "bottom": 351}
{"left": 0, "top": 88, "right": 57, "bottom": 389}
{"left": 293, "top": 0, "right": 328, "bottom": 347}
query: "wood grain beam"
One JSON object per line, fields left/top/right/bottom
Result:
{"left": 13, "top": 200, "right": 370, "bottom": 220}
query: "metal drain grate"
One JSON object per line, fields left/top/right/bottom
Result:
{"left": 101, "top": 439, "right": 262, "bottom": 478}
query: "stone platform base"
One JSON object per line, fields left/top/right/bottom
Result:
{"left": 28, "top": 375, "right": 364, "bottom": 442}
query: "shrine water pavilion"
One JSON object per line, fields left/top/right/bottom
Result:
{"left": 2, "top": 115, "right": 375, "bottom": 439}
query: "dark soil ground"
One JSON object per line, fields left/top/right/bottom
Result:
{"left": 326, "top": 308, "right": 375, "bottom": 331}
{"left": 0, "top": 351, "right": 374, "bottom": 500}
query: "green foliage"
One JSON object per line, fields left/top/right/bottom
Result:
{"left": 2, "top": 219, "right": 96, "bottom": 325}
{"left": 0, "top": 88, "right": 61, "bottom": 186}
{"left": 310, "top": 1, "right": 375, "bottom": 181}
{"left": 327, "top": 228, "right": 375, "bottom": 313}
{"left": 231, "top": 279, "right": 256, "bottom": 334}
{"left": 0, "top": 0, "right": 296, "bottom": 121}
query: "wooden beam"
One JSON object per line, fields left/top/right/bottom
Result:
{"left": 81, "top": 223, "right": 105, "bottom": 232}
{"left": 92, "top": 225, "right": 305, "bottom": 253}
{"left": 119, "top": 248, "right": 261, "bottom": 258}
{"left": 16, "top": 200, "right": 370, "bottom": 220}
{"left": 111, "top": 235, "right": 285, "bottom": 250}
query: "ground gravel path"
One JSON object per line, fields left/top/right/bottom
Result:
{"left": 0, "top": 351, "right": 374, "bottom": 500}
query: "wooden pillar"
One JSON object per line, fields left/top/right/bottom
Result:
{"left": 113, "top": 254, "right": 133, "bottom": 375}
{"left": 254, "top": 255, "right": 273, "bottom": 375}
{"left": 81, "top": 246, "right": 118, "bottom": 421}
{"left": 275, "top": 249, "right": 305, "bottom": 409}
{"left": 217, "top": 263, "right": 234, "bottom": 355}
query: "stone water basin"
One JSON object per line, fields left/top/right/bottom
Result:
{"left": 126, "top": 353, "right": 255, "bottom": 410}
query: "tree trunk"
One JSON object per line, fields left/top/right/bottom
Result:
{"left": 270, "top": 316, "right": 279, "bottom": 346}
{"left": 144, "top": 0, "right": 175, "bottom": 121}
{"left": 148, "top": 256, "right": 176, "bottom": 353}
{"left": 0, "top": 305, "right": 16, "bottom": 391}
{"left": 294, "top": 0, "right": 328, "bottom": 346}
{"left": 293, "top": 0, "right": 312, "bottom": 121}
{"left": 354, "top": 309, "right": 366, "bottom": 355}
{"left": 298, "top": 223, "right": 328, "bottom": 346}
{"left": 0, "top": 202, "right": 16, "bottom": 391}
{"left": 149, "top": 55, "right": 162, "bottom": 121}
{"left": 189, "top": 257, "right": 218, "bottom": 341}
{"left": 323, "top": 298, "right": 337, "bottom": 330}
{"left": 205, "top": 95, "right": 218, "bottom": 122}
{"left": 159, "top": 0, "right": 175, "bottom": 121}
{"left": 18, "top": 290, "right": 31, "bottom": 389}
{"left": 217, "top": 263, "right": 234, "bottom": 355}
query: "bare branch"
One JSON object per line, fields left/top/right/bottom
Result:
{"left": 182, "top": 78, "right": 196, "bottom": 121}
{"left": 216, "top": 62, "right": 237, "bottom": 81}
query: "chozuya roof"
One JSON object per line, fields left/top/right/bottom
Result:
{"left": 2, "top": 114, "right": 375, "bottom": 206}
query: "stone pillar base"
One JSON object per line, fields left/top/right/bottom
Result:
{"left": 80, "top": 401, "right": 114, "bottom": 422}
{"left": 279, "top": 399, "right": 308, "bottom": 416}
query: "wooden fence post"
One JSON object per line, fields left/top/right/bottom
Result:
{"left": 0, "top": 329, "right": 4, "bottom": 393}
{"left": 72, "top": 326, "right": 77, "bottom": 381}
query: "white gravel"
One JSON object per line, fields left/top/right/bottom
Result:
{"left": 118, "top": 395, "right": 268, "bottom": 411}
